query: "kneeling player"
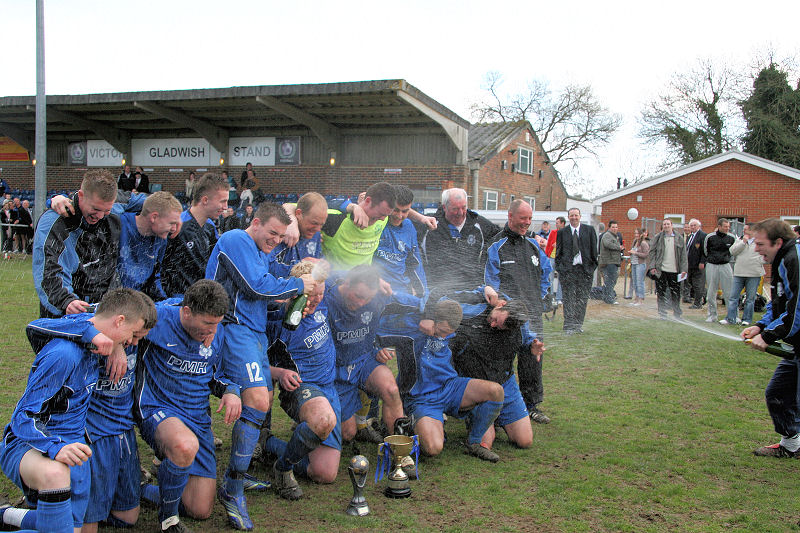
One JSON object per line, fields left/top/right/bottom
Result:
{"left": 136, "top": 280, "right": 241, "bottom": 533}
{"left": 0, "top": 289, "right": 148, "bottom": 533}
{"left": 451, "top": 299, "right": 543, "bottom": 450}
{"left": 404, "top": 300, "right": 505, "bottom": 462}
{"left": 264, "top": 261, "right": 341, "bottom": 500}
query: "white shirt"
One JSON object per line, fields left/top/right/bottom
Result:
{"left": 571, "top": 226, "right": 583, "bottom": 265}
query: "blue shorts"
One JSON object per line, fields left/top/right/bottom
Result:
{"left": 406, "top": 376, "right": 472, "bottom": 423}
{"left": 138, "top": 407, "right": 216, "bottom": 479}
{"left": 221, "top": 324, "right": 273, "bottom": 391}
{"left": 279, "top": 382, "right": 342, "bottom": 451}
{"left": 334, "top": 353, "right": 383, "bottom": 421}
{"left": 84, "top": 428, "right": 140, "bottom": 523}
{"left": 0, "top": 432, "right": 90, "bottom": 528}
{"left": 496, "top": 375, "right": 529, "bottom": 427}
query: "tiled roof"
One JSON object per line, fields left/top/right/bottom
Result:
{"left": 468, "top": 121, "right": 530, "bottom": 164}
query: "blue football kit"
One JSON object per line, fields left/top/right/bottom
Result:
{"left": 268, "top": 232, "right": 323, "bottom": 279}
{"left": 118, "top": 212, "right": 168, "bottom": 300}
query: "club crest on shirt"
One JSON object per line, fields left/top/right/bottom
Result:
{"left": 306, "top": 241, "right": 317, "bottom": 256}
{"left": 186, "top": 241, "right": 195, "bottom": 250}
{"left": 199, "top": 344, "right": 213, "bottom": 359}
{"left": 360, "top": 311, "right": 373, "bottom": 324}
{"left": 398, "top": 240, "right": 406, "bottom": 253}
{"left": 531, "top": 254, "right": 539, "bottom": 267}
{"left": 777, "top": 282, "right": 784, "bottom": 297}
{"left": 467, "top": 234, "right": 476, "bottom": 245}
{"left": 313, "top": 310, "right": 325, "bottom": 323}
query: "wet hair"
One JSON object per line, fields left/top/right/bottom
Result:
{"left": 393, "top": 185, "right": 414, "bottom": 207}
{"left": 433, "top": 299, "right": 463, "bottom": 330}
{"left": 183, "top": 279, "right": 229, "bottom": 317}
{"left": 255, "top": 202, "right": 291, "bottom": 226}
{"left": 365, "top": 182, "right": 396, "bottom": 209}
{"left": 141, "top": 191, "right": 182, "bottom": 218}
{"left": 499, "top": 299, "right": 528, "bottom": 331}
{"left": 95, "top": 287, "right": 154, "bottom": 325}
{"left": 296, "top": 192, "right": 327, "bottom": 214}
{"left": 137, "top": 292, "right": 158, "bottom": 329}
{"left": 289, "top": 260, "right": 330, "bottom": 281}
{"left": 345, "top": 264, "right": 380, "bottom": 290}
{"left": 192, "top": 173, "right": 228, "bottom": 206}
{"left": 81, "top": 169, "right": 117, "bottom": 201}
{"left": 751, "top": 218, "right": 795, "bottom": 245}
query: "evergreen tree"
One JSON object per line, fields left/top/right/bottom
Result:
{"left": 741, "top": 64, "right": 800, "bottom": 168}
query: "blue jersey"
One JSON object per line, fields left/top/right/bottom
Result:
{"left": 325, "top": 280, "right": 422, "bottom": 366}
{"left": 205, "top": 229, "right": 304, "bottom": 332}
{"left": 373, "top": 220, "right": 427, "bottom": 295}
{"left": 135, "top": 299, "right": 238, "bottom": 427}
{"left": 408, "top": 332, "right": 458, "bottom": 398}
{"left": 266, "top": 299, "right": 336, "bottom": 386}
{"left": 118, "top": 212, "right": 168, "bottom": 300}
{"left": 268, "top": 232, "right": 323, "bottom": 279}
{"left": 24, "top": 313, "right": 137, "bottom": 440}
{"left": 3, "top": 336, "right": 100, "bottom": 459}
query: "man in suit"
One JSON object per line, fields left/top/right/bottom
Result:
{"left": 555, "top": 207, "right": 598, "bottom": 334}
{"left": 132, "top": 170, "right": 150, "bottom": 194}
{"left": 117, "top": 165, "right": 134, "bottom": 192}
{"left": 683, "top": 218, "right": 706, "bottom": 308}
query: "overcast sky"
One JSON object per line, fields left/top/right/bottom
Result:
{"left": 3, "top": 0, "right": 799, "bottom": 196}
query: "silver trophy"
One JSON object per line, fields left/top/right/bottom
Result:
{"left": 345, "top": 455, "right": 370, "bottom": 516}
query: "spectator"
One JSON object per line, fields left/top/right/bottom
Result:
{"left": 721, "top": 224, "right": 765, "bottom": 326}
{"left": 628, "top": 228, "right": 650, "bottom": 305}
{"left": 239, "top": 179, "right": 255, "bottom": 209}
{"left": 793, "top": 225, "right": 800, "bottom": 238}
{"left": 131, "top": 169, "right": 149, "bottom": 194}
{"left": 419, "top": 187, "right": 500, "bottom": 293}
{"left": 544, "top": 216, "right": 566, "bottom": 304}
{"left": 219, "top": 207, "right": 241, "bottom": 234}
{"left": 118, "top": 165, "right": 134, "bottom": 191}
{"left": 555, "top": 207, "right": 598, "bottom": 334}
{"left": 703, "top": 218, "right": 735, "bottom": 322}
{"left": 647, "top": 219, "right": 688, "bottom": 319}
{"left": 0, "top": 171, "right": 8, "bottom": 197}
{"left": 598, "top": 220, "right": 623, "bottom": 304}
{"left": 241, "top": 204, "right": 255, "bottom": 229}
{"left": 222, "top": 170, "right": 238, "bottom": 205}
{"left": 537, "top": 221, "right": 550, "bottom": 239}
{"left": 185, "top": 171, "right": 197, "bottom": 201}
{"left": 683, "top": 218, "right": 707, "bottom": 309}
{"left": 1, "top": 200, "right": 13, "bottom": 252}
{"left": 15, "top": 199, "right": 33, "bottom": 254}
{"left": 240, "top": 162, "right": 254, "bottom": 189}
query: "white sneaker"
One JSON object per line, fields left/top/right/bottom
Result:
{"left": 719, "top": 319, "right": 730, "bottom": 325}
{"left": 742, "top": 321, "right": 750, "bottom": 326}
{"left": 705, "top": 316, "right": 716, "bottom": 323}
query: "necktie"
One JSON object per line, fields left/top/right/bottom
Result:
{"left": 572, "top": 228, "right": 580, "bottom": 260}
{"left": 686, "top": 233, "right": 694, "bottom": 249}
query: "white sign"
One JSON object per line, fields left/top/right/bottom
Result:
{"left": 87, "top": 140, "right": 123, "bottom": 167}
{"left": 228, "top": 137, "right": 275, "bottom": 166}
{"left": 132, "top": 138, "right": 220, "bottom": 166}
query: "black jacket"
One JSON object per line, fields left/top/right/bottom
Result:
{"left": 685, "top": 230, "right": 707, "bottom": 269}
{"left": 757, "top": 238, "right": 800, "bottom": 350}
{"left": 555, "top": 223, "right": 598, "bottom": 274}
{"left": 418, "top": 208, "right": 500, "bottom": 292}
{"left": 485, "top": 224, "right": 548, "bottom": 314}
{"left": 161, "top": 211, "right": 218, "bottom": 297}
{"left": 704, "top": 231, "right": 735, "bottom": 265}
{"left": 132, "top": 173, "right": 150, "bottom": 194}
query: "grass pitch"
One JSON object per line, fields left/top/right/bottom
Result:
{"left": 1, "top": 257, "right": 797, "bottom": 532}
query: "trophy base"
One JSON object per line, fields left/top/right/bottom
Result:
{"left": 384, "top": 486, "right": 411, "bottom": 499}
{"left": 345, "top": 503, "right": 370, "bottom": 516}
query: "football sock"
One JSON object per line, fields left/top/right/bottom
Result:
{"left": 157, "top": 458, "right": 190, "bottom": 524}
{"left": 2, "top": 507, "right": 36, "bottom": 529}
{"left": 141, "top": 483, "right": 159, "bottom": 506}
{"left": 355, "top": 392, "right": 371, "bottom": 429}
{"left": 264, "top": 433, "right": 288, "bottom": 458}
{"left": 780, "top": 433, "right": 800, "bottom": 452}
{"left": 35, "top": 488, "right": 72, "bottom": 533}
{"left": 468, "top": 400, "right": 503, "bottom": 445}
{"left": 276, "top": 421, "right": 321, "bottom": 471}
{"left": 225, "top": 405, "right": 266, "bottom": 497}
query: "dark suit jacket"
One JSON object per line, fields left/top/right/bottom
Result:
{"left": 555, "top": 223, "right": 598, "bottom": 274}
{"left": 133, "top": 174, "right": 150, "bottom": 194}
{"left": 685, "top": 230, "right": 706, "bottom": 269}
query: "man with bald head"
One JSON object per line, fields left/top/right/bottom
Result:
{"left": 484, "top": 200, "right": 552, "bottom": 423}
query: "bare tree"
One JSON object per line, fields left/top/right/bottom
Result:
{"left": 470, "top": 72, "right": 622, "bottom": 174}
{"left": 638, "top": 59, "right": 745, "bottom": 169}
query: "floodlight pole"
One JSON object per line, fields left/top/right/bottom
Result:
{"left": 34, "top": 0, "right": 46, "bottom": 223}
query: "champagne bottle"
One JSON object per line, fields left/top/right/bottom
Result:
{"left": 746, "top": 339, "right": 796, "bottom": 359}
{"left": 283, "top": 293, "right": 308, "bottom": 331}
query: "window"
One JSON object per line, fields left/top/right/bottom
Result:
{"left": 501, "top": 193, "right": 507, "bottom": 205}
{"left": 781, "top": 215, "right": 800, "bottom": 227}
{"left": 525, "top": 131, "right": 530, "bottom": 142}
{"left": 664, "top": 213, "right": 685, "bottom": 229}
{"left": 501, "top": 160, "right": 508, "bottom": 170}
{"left": 484, "top": 190, "right": 498, "bottom": 210}
{"left": 517, "top": 147, "right": 533, "bottom": 175}
{"left": 524, "top": 196, "right": 535, "bottom": 210}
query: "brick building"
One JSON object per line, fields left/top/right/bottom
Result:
{"left": 468, "top": 121, "right": 567, "bottom": 211}
{"left": 594, "top": 151, "right": 800, "bottom": 242}
{"left": 0, "top": 80, "right": 470, "bottom": 210}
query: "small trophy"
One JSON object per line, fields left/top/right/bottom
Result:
{"left": 345, "top": 455, "right": 370, "bottom": 516}
{"left": 380, "top": 435, "right": 413, "bottom": 498}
